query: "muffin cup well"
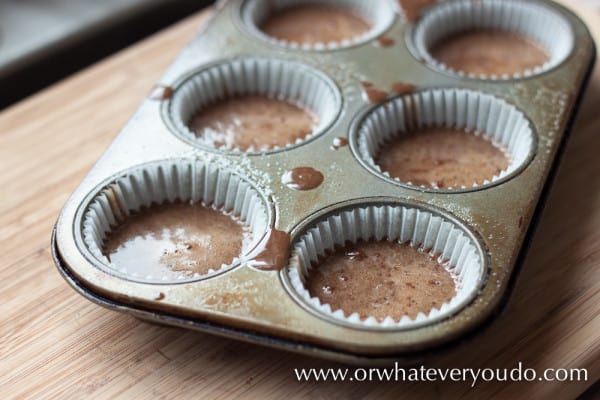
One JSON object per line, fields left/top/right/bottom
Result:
{"left": 352, "top": 88, "right": 536, "bottom": 191}
{"left": 285, "top": 200, "right": 487, "bottom": 329}
{"left": 80, "top": 158, "right": 271, "bottom": 283}
{"left": 239, "top": 0, "right": 397, "bottom": 50}
{"left": 166, "top": 57, "right": 342, "bottom": 154}
{"left": 411, "top": 0, "right": 575, "bottom": 80}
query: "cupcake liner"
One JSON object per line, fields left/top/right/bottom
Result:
{"left": 285, "top": 201, "right": 486, "bottom": 329}
{"left": 412, "top": 0, "right": 574, "bottom": 80}
{"left": 353, "top": 88, "right": 536, "bottom": 191}
{"left": 81, "top": 158, "right": 270, "bottom": 283}
{"left": 239, "top": 0, "right": 397, "bottom": 50}
{"left": 167, "top": 57, "right": 342, "bottom": 154}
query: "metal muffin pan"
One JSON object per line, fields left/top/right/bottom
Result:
{"left": 53, "top": 0, "right": 596, "bottom": 364}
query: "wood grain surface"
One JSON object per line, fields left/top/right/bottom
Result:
{"left": 1, "top": 2, "right": 599, "bottom": 399}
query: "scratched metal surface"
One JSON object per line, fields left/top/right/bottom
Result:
{"left": 53, "top": 0, "right": 595, "bottom": 361}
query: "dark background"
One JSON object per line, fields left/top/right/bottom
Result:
{"left": 0, "top": 0, "right": 214, "bottom": 110}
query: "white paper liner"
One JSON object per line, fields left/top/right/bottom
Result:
{"left": 286, "top": 202, "right": 485, "bottom": 329}
{"left": 168, "top": 57, "right": 342, "bottom": 154}
{"left": 412, "top": 0, "right": 575, "bottom": 80}
{"left": 354, "top": 88, "right": 535, "bottom": 191}
{"left": 239, "top": 0, "right": 397, "bottom": 50}
{"left": 81, "top": 158, "right": 270, "bottom": 283}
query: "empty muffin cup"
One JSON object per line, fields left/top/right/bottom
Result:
{"left": 352, "top": 88, "right": 536, "bottom": 191}
{"left": 80, "top": 158, "right": 271, "bottom": 283}
{"left": 239, "top": 0, "right": 396, "bottom": 50}
{"left": 411, "top": 0, "right": 574, "bottom": 79}
{"left": 167, "top": 58, "right": 342, "bottom": 154}
{"left": 285, "top": 201, "right": 486, "bottom": 329}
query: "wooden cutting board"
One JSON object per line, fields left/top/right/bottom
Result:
{"left": 1, "top": 1, "right": 599, "bottom": 398}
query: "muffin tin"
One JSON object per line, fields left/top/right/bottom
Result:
{"left": 53, "top": 0, "right": 596, "bottom": 364}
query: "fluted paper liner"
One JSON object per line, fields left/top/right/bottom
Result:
{"left": 412, "top": 0, "right": 574, "bottom": 80}
{"left": 286, "top": 202, "right": 485, "bottom": 329}
{"left": 239, "top": 0, "right": 396, "bottom": 50}
{"left": 168, "top": 57, "right": 341, "bottom": 154}
{"left": 354, "top": 88, "right": 535, "bottom": 190}
{"left": 81, "top": 158, "right": 270, "bottom": 283}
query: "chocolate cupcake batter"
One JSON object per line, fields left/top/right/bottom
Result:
{"left": 261, "top": 4, "right": 371, "bottom": 45}
{"left": 331, "top": 136, "right": 348, "bottom": 150}
{"left": 307, "top": 240, "right": 456, "bottom": 321}
{"left": 103, "top": 202, "right": 248, "bottom": 278}
{"left": 398, "top": 0, "right": 436, "bottom": 23}
{"left": 282, "top": 167, "right": 324, "bottom": 191}
{"left": 149, "top": 84, "right": 173, "bottom": 101}
{"left": 376, "top": 127, "right": 509, "bottom": 188}
{"left": 431, "top": 30, "right": 549, "bottom": 76}
{"left": 189, "top": 95, "right": 318, "bottom": 151}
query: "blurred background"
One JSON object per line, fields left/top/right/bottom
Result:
{"left": 0, "top": 0, "right": 215, "bottom": 110}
